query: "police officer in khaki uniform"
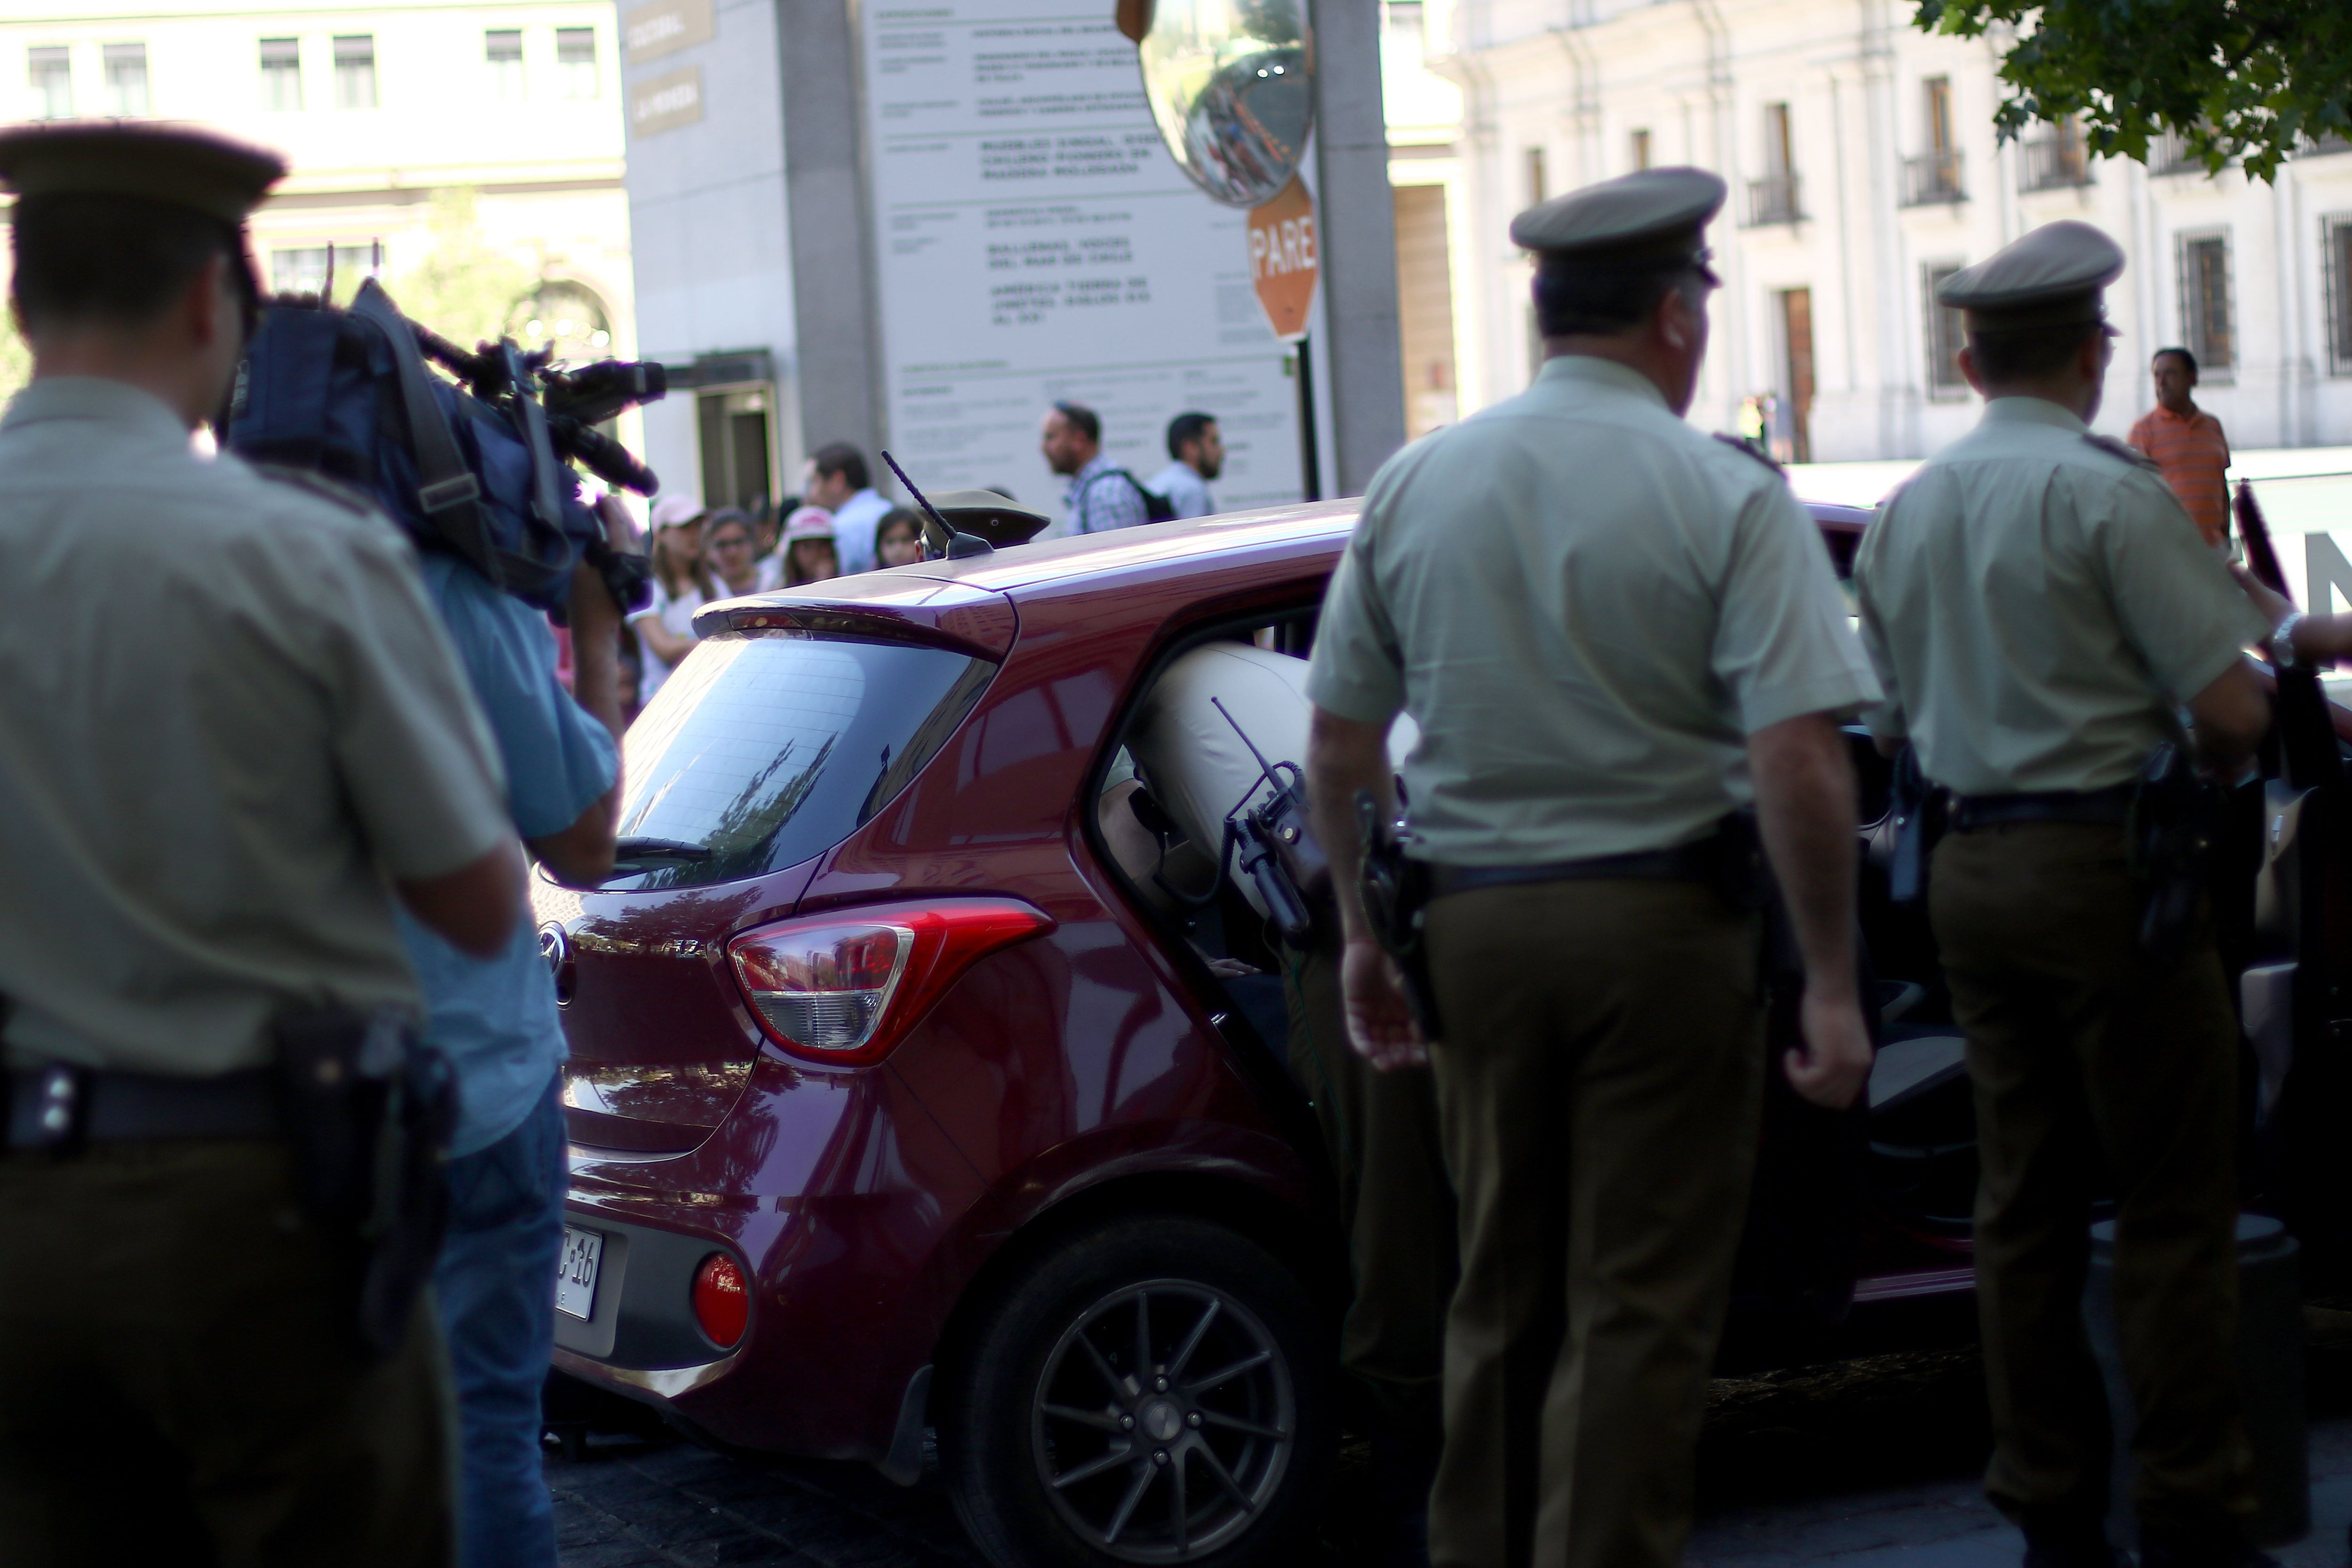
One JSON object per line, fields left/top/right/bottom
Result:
{"left": 1305, "top": 167, "right": 1882, "bottom": 1568}
{"left": 1851, "top": 221, "right": 2272, "bottom": 1568}
{"left": 0, "top": 124, "right": 521, "bottom": 1565}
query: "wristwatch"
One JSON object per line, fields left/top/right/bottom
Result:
{"left": 2273, "top": 610, "right": 2305, "bottom": 669}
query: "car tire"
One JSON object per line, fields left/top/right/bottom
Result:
{"left": 941, "top": 1211, "right": 1331, "bottom": 1568}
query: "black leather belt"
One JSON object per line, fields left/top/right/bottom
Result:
{"left": 1430, "top": 837, "right": 1728, "bottom": 898}
{"left": 4, "top": 1064, "right": 280, "bottom": 1151}
{"left": 1947, "top": 784, "right": 2133, "bottom": 833}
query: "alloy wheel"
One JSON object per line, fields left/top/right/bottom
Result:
{"left": 1029, "top": 1279, "right": 1296, "bottom": 1562}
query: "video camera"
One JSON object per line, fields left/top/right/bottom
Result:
{"left": 227, "top": 277, "right": 667, "bottom": 620}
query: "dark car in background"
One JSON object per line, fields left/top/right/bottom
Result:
{"left": 537, "top": 497, "right": 2352, "bottom": 1568}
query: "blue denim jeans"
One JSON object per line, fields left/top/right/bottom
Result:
{"left": 434, "top": 1077, "right": 565, "bottom": 1568}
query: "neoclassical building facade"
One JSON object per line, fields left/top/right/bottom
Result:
{"left": 1428, "top": 0, "right": 2352, "bottom": 459}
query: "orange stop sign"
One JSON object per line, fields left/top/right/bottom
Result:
{"left": 1247, "top": 175, "right": 1319, "bottom": 343}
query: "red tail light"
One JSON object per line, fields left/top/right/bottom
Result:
{"left": 726, "top": 898, "right": 1053, "bottom": 1066}
{"left": 692, "top": 1253, "right": 748, "bottom": 1348}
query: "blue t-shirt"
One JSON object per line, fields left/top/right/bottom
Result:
{"left": 399, "top": 555, "right": 619, "bottom": 1157}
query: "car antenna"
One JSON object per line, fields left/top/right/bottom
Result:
{"left": 880, "top": 450, "right": 993, "bottom": 560}
{"left": 1210, "top": 695, "right": 1304, "bottom": 817}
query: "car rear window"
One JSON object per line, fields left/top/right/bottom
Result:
{"left": 602, "top": 631, "right": 995, "bottom": 890}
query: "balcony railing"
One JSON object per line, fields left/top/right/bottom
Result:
{"left": 1899, "top": 151, "right": 1967, "bottom": 206}
{"left": 2019, "top": 132, "right": 2095, "bottom": 192}
{"left": 2152, "top": 131, "right": 2209, "bottom": 175}
{"left": 1744, "top": 172, "right": 1804, "bottom": 227}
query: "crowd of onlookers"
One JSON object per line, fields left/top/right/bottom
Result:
{"left": 590, "top": 406, "right": 1227, "bottom": 722}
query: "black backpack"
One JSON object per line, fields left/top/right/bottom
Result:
{"left": 1078, "top": 467, "right": 1177, "bottom": 528}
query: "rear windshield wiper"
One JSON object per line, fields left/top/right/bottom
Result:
{"left": 612, "top": 836, "right": 715, "bottom": 863}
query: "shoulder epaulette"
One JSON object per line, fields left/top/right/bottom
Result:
{"left": 2082, "top": 433, "right": 2160, "bottom": 471}
{"left": 1712, "top": 432, "right": 1783, "bottom": 473}
{"left": 249, "top": 462, "right": 377, "bottom": 517}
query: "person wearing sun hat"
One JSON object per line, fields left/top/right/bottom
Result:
{"left": 1303, "top": 166, "right": 1879, "bottom": 1568}
{"left": 629, "top": 492, "right": 715, "bottom": 698}
{"left": 1852, "top": 219, "right": 2274, "bottom": 1568}
{"left": 0, "top": 122, "right": 524, "bottom": 1566}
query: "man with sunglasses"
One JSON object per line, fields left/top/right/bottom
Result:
{"left": 0, "top": 123, "right": 520, "bottom": 1567}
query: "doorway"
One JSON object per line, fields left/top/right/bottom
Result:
{"left": 1776, "top": 287, "right": 1815, "bottom": 464}
{"left": 697, "top": 386, "right": 775, "bottom": 513}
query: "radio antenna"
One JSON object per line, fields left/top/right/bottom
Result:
{"left": 880, "top": 450, "right": 993, "bottom": 559}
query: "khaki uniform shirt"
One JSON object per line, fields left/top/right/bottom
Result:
{"left": 1852, "top": 397, "right": 2266, "bottom": 796}
{"left": 1306, "top": 355, "right": 1880, "bottom": 866}
{"left": 0, "top": 379, "right": 511, "bottom": 1076}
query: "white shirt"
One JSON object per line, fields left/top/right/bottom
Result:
{"left": 630, "top": 578, "right": 706, "bottom": 700}
{"left": 1147, "top": 461, "right": 1216, "bottom": 519}
{"left": 829, "top": 488, "right": 891, "bottom": 574}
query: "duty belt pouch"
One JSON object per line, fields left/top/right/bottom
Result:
{"left": 2127, "top": 742, "right": 2216, "bottom": 970}
{"left": 1884, "top": 746, "right": 1945, "bottom": 906}
{"left": 1711, "top": 812, "right": 1768, "bottom": 915}
{"left": 274, "top": 1006, "right": 459, "bottom": 1358}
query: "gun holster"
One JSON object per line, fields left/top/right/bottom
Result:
{"left": 1883, "top": 745, "right": 1944, "bottom": 906}
{"left": 2127, "top": 741, "right": 2217, "bottom": 970}
{"left": 274, "top": 1007, "right": 459, "bottom": 1359}
{"left": 1356, "top": 791, "right": 1443, "bottom": 1040}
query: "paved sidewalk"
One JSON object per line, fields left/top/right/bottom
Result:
{"left": 1691, "top": 1420, "right": 2352, "bottom": 1568}
{"left": 552, "top": 1341, "right": 2352, "bottom": 1566}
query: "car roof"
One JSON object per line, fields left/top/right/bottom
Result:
{"left": 715, "top": 491, "right": 1871, "bottom": 631}
{"left": 839, "top": 499, "right": 1361, "bottom": 597}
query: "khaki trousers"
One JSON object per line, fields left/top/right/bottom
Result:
{"left": 1931, "top": 822, "right": 2256, "bottom": 1548}
{"left": 0, "top": 1139, "right": 457, "bottom": 1568}
{"left": 1285, "top": 934, "right": 1457, "bottom": 1423}
{"left": 1422, "top": 881, "right": 1763, "bottom": 1568}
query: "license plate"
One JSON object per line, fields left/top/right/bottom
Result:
{"left": 556, "top": 1226, "right": 603, "bottom": 1320}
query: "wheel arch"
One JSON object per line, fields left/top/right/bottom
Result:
{"left": 927, "top": 1167, "right": 1346, "bottom": 1425}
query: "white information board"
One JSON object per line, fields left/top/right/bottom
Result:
{"left": 859, "top": 0, "right": 1305, "bottom": 526}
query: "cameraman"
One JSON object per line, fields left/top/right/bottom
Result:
{"left": 409, "top": 493, "right": 628, "bottom": 1568}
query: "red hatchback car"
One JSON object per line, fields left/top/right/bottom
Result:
{"left": 540, "top": 497, "right": 1979, "bottom": 1568}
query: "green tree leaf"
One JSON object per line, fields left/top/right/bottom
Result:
{"left": 1914, "top": 0, "right": 2352, "bottom": 182}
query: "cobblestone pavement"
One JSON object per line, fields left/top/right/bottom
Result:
{"left": 552, "top": 1330, "right": 2352, "bottom": 1567}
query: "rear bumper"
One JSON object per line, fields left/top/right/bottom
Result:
{"left": 550, "top": 1189, "right": 942, "bottom": 1463}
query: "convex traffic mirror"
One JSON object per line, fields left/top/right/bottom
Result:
{"left": 1127, "top": 0, "right": 1314, "bottom": 209}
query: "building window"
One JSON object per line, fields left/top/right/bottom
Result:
{"left": 485, "top": 30, "right": 523, "bottom": 102}
{"left": 2021, "top": 115, "right": 2094, "bottom": 191}
{"left": 1747, "top": 103, "right": 1803, "bottom": 225}
{"left": 1923, "top": 264, "right": 1968, "bottom": 396}
{"left": 1525, "top": 145, "right": 1547, "bottom": 207}
{"left": 2177, "top": 231, "right": 2235, "bottom": 380}
{"left": 1902, "top": 78, "right": 1966, "bottom": 205}
{"left": 260, "top": 37, "right": 302, "bottom": 111}
{"left": 2321, "top": 216, "right": 2352, "bottom": 377}
{"left": 28, "top": 46, "right": 71, "bottom": 120}
{"left": 270, "top": 242, "right": 376, "bottom": 302}
{"left": 1630, "top": 128, "right": 1652, "bottom": 171}
{"left": 102, "top": 43, "right": 147, "bottom": 116}
{"left": 333, "top": 34, "right": 375, "bottom": 109}
{"left": 1384, "top": 1, "right": 1425, "bottom": 40}
{"left": 556, "top": 28, "right": 598, "bottom": 99}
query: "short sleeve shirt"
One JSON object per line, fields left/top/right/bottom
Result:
{"left": 2127, "top": 404, "right": 2231, "bottom": 549}
{"left": 1853, "top": 397, "right": 2266, "bottom": 796}
{"left": 398, "top": 554, "right": 618, "bottom": 1156}
{"left": 0, "top": 378, "right": 510, "bottom": 1075}
{"left": 1307, "top": 355, "right": 1880, "bottom": 866}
